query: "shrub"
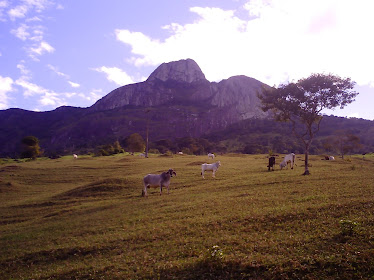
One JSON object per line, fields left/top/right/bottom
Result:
{"left": 148, "top": 148, "right": 160, "bottom": 154}
{"left": 339, "top": 219, "right": 359, "bottom": 236}
{"left": 204, "top": 245, "right": 224, "bottom": 262}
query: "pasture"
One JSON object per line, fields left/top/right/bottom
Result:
{"left": 0, "top": 154, "right": 373, "bottom": 279}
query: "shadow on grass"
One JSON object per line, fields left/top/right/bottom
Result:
{"left": 156, "top": 260, "right": 268, "bottom": 280}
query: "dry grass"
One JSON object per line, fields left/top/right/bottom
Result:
{"left": 0, "top": 153, "right": 373, "bottom": 279}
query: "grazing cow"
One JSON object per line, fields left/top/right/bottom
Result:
{"left": 178, "top": 151, "right": 183, "bottom": 155}
{"left": 324, "top": 155, "right": 335, "bottom": 160}
{"left": 142, "top": 169, "right": 176, "bottom": 197}
{"left": 279, "top": 153, "right": 295, "bottom": 170}
{"left": 201, "top": 161, "right": 221, "bottom": 179}
{"left": 73, "top": 154, "right": 78, "bottom": 159}
{"left": 208, "top": 153, "right": 215, "bottom": 159}
{"left": 267, "top": 156, "right": 276, "bottom": 171}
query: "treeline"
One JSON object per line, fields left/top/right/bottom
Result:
{"left": 93, "top": 134, "right": 224, "bottom": 156}
{"left": 15, "top": 115, "right": 374, "bottom": 159}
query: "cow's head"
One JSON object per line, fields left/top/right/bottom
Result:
{"left": 168, "top": 169, "right": 177, "bottom": 177}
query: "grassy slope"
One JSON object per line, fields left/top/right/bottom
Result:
{"left": 0, "top": 154, "right": 373, "bottom": 279}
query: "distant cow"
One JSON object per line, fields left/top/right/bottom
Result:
{"left": 73, "top": 154, "right": 78, "bottom": 159}
{"left": 201, "top": 161, "right": 221, "bottom": 179}
{"left": 324, "top": 155, "right": 335, "bottom": 160}
{"left": 267, "top": 156, "right": 276, "bottom": 171}
{"left": 280, "top": 153, "right": 295, "bottom": 170}
{"left": 208, "top": 153, "right": 215, "bottom": 159}
{"left": 142, "top": 169, "right": 177, "bottom": 197}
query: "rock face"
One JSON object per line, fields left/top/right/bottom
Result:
{"left": 91, "top": 59, "right": 268, "bottom": 121}
{"left": 147, "top": 58, "right": 206, "bottom": 83}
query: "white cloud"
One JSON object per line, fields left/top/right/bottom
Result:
{"left": 11, "top": 23, "right": 30, "bottom": 40}
{"left": 115, "top": 0, "right": 374, "bottom": 87}
{"left": 68, "top": 81, "right": 80, "bottom": 88}
{"left": 94, "top": 66, "right": 136, "bottom": 86}
{"left": 8, "top": 5, "right": 28, "bottom": 20}
{"left": 0, "top": 0, "right": 9, "bottom": 21}
{"left": 78, "top": 89, "right": 104, "bottom": 102}
{"left": 17, "top": 61, "right": 31, "bottom": 76}
{"left": 47, "top": 64, "right": 69, "bottom": 78}
{"left": 26, "top": 16, "right": 41, "bottom": 22}
{"left": 47, "top": 65, "right": 80, "bottom": 88}
{"left": 0, "top": 0, "right": 8, "bottom": 8}
{"left": 30, "top": 40, "right": 54, "bottom": 57}
{"left": 0, "top": 75, "right": 13, "bottom": 109}
{"left": 8, "top": 0, "right": 51, "bottom": 20}
{"left": 14, "top": 76, "right": 73, "bottom": 108}
{"left": 39, "top": 92, "right": 65, "bottom": 106}
{"left": 15, "top": 76, "right": 47, "bottom": 96}
{"left": 65, "top": 92, "right": 77, "bottom": 98}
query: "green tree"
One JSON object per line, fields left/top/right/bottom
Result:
{"left": 333, "top": 130, "right": 361, "bottom": 159}
{"left": 113, "top": 140, "right": 122, "bottom": 154}
{"left": 125, "top": 133, "right": 145, "bottom": 153}
{"left": 259, "top": 73, "right": 358, "bottom": 175}
{"left": 20, "top": 136, "right": 41, "bottom": 159}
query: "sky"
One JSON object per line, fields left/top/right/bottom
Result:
{"left": 0, "top": 0, "right": 373, "bottom": 120}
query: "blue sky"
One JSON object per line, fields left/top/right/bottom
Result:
{"left": 1, "top": 0, "right": 373, "bottom": 120}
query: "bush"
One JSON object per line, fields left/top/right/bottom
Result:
{"left": 148, "top": 148, "right": 160, "bottom": 154}
{"left": 339, "top": 219, "right": 359, "bottom": 236}
{"left": 204, "top": 245, "right": 224, "bottom": 262}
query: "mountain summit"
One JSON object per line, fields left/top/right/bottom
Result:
{"left": 147, "top": 58, "right": 207, "bottom": 83}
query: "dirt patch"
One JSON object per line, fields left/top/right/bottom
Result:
{"left": 55, "top": 178, "right": 130, "bottom": 199}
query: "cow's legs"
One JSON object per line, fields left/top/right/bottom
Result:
{"left": 143, "top": 184, "right": 148, "bottom": 197}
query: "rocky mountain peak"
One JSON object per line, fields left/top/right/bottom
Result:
{"left": 147, "top": 58, "right": 207, "bottom": 83}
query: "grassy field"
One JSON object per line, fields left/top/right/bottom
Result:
{"left": 0, "top": 153, "right": 373, "bottom": 279}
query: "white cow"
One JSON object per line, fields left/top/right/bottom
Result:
{"left": 73, "top": 154, "right": 78, "bottom": 159}
{"left": 142, "top": 169, "right": 176, "bottom": 197}
{"left": 208, "top": 153, "right": 215, "bottom": 159}
{"left": 201, "top": 161, "right": 221, "bottom": 179}
{"left": 280, "top": 153, "right": 295, "bottom": 170}
{"left": 329, "top": 156, "right": 335, "bottom": 161}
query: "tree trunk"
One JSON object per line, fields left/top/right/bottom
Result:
{"left": 303, "top": 149, "right": 310, "bottom": 175}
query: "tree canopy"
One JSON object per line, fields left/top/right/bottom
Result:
{"left": 20, "top": 136, "right": 41, "bottom": 159}
{"left": 259, "top": 73, "right": 358, "bottom": 175}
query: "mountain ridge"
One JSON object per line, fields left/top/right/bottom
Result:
{"left": 1, "top": 58, "right": 373, "bottom": 157}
